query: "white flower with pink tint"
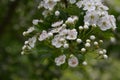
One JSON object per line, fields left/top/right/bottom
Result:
{"left": 55, "top": 55, "right": 66, "bottom": 66}
{"left": 66, "top": 29, "right": 78, "bottom": 40}
{"left": 68, "top": 55, "right": 79, "bottom": 67}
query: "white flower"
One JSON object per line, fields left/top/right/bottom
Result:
{"left": 109, "top": 15, "right": 116, "bottom": 30}
{"left": 43, "top": 0, "right": 60, "bottom": 10}
{"left": 59, "top": 29, "right": 68, "bottom": 36}
{"left": 84, "top": 11, "right": 99, "bottom": 25}
{"left": 51, "top": 20, "right": 63, "bottom": 27}
{"left": 51, "top": 27, "right": 62, "bottom": 33}
{"left": 23, "top": 27, "right": 35, "bottom": 35}
{"left": 68, "top": 55, "right": 79, "bottom": 67}
{"left": 66, "top": 17, "right": 74, "bottom": 24}
{"left": 38, "top": 30, "right": 48, "bottom": 41}
{"left": 51, "top": 25, "right": 66, "bottom": 34}
{"left": 55, "top": 55, "right": 66, "bottom": 66}
{"left": 65, "top": 16, "right": 78, "bottom": 24}
{"left": 32, "top": 19, "right": 39, "bottom": 25}
{"left": 96, "top": 3, "right": 109, "bottom": 11}
{"left": 72, "top": 16, "right": 78, "bottom": 21}
{"left": 97, "top": 15, "right": 112, "bottom": 31}
{"left": 52, "top": 35, "right": 66, "bottom": 48}
{"left": 28, "top": 36, "right": 37, "bottom": 48}
{"left": 69, "top": 0, "right": 76, "bottom": 4}
{"left": 27, "top": 27, "right": 35, "bottom": 33}
{"left": 83, "top": 0, "right": 95, "bottom": 11}
{"left": 98, "top": 14, "right": 116, "bottom": 31}
{"left": 76, "top": 1, "right": 83, "bottom": 8}
{"left": 66, "top": 29, "right": 78, "bottom": 40}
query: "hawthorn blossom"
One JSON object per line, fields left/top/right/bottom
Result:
{"left": 66, "top": 29, "right": 78, "bottom": 40}
{"left": 32, "top": 19, "right": 39, "bottom": 25}
{"left": 38, "top": 30, "right": 48, "bottom": 41}
{"left": 51, "top": 20, "right": 63, "bottom": 27}
{"left": 52, "top": 35, "right": 66, "bottom": 48}
{"left": 22, "top": 0, "right": 115, "bottom": 67}
{"left": 65, "top": 16, "right": 78, "bottom": 24}
{"left": 69, "top": 0, "right": 76, "bottom": 4}
{"left": 28, "top": 36, "right": 37, "bottom": 48}
{"left": 76, "top": 1, "right": 83, "bottom": 8}
{"left": 38, "top": 0, "right": 60, "bottom": 10}
{"left": 59, "top": 29, "right": 68, "bottom": 36}
{"left": 27, "top": 27, "right": 35, "bottom": 34}
{"left": 51, "top": 26, "right": 65, "bottom": 33}
{"left": 109, "top": 15, "right": 116, "bottom": 30}
{"left": 83, "top": 0, "right": 95, "bottom": 11}
{"left": 97, "top": 15, "right": 112, "bottom": 31}
{"left": 68, "top": 55, "right": 79, "bottom": 67}
{"left": 55, "top": 55, "right": 66, "bottom": 66}
{"left": 84, "top": 11, "right": 99, "bottom": 25}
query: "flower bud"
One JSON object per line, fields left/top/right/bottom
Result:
{"left": 103, "top": 54, "right": 108, "bottom": 59}
{"left": 82, "top": 61, "right": 87, "bottom": 66}
{"left": 90, "top": 35, "right": 96, "bottom": 40}
{"left": 86, "top": 39, "right": 91, "bottom": 43}
{"left": 79, "top": 26, "right": 83, "bottom": 30}
{"left": 85, "top": 43, "right": 91, "bottom": 47}
{"left": 99, "top": 50, "right": 104, "bottom": 55}
{"left": 76, "top": 38, "right": 82, "bottom": 43}
{"left": 94, "top": 41, "right": 98, "bottom": 46}
{"left": 81, "top": 48, "right": 86, "bottom": 52}
{"left": 63, "top": 43, "right": 69, "bottom": 48}
{"left": 55, "top": 10, "right": 60, "bottom": 16}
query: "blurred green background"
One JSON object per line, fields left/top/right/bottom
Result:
{"left": 0, "top": 0, "right": 120, "bottom": 80}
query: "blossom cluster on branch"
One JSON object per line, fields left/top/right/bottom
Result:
{"left": 21, "top": 0, "right": 116, "bottom": 67}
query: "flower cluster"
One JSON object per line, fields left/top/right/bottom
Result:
{"left": 76, "top": 0, "right": 116, "bottom": 31}
{"left": 38, "top": 0, "right": 60, "bottom": 10}
{"left": 22, "top": 0, "right": 116, "bottom": 67}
